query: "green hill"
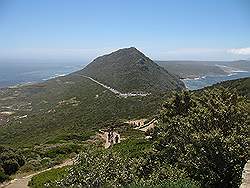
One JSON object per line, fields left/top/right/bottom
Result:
{"left": 80, "top": 47, "right": 185, "bottom": 93}
{"left": 205, "top": 77, "right": 250, "bottom": 99}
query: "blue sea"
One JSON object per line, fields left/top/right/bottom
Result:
{"left": 0, "top": 60, "right": 86, "bottom": 88}
{"left": 183, "top": 71, "right": 250, "bottom": 90}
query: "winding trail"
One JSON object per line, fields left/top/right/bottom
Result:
{"left": 0, "top": 159, "right": 74, "bottom": 188}
{"left": 79, "top": 75, "right": 150, "bottom": 97}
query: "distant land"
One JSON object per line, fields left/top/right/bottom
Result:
{"left": 157, "top": 60, "right": 250, "bottom": 90}
{"left": 157, "top": 60, "right": 250, "bottom": 78}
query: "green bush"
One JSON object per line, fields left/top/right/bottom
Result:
{"left": 151, "top": 89, "right": 249, "bottom": 187}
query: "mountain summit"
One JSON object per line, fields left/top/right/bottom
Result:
{"left": 80, "top": 47, "right": 185, "bottom": 93}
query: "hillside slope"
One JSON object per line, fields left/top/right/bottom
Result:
{"left": 0, "top": 73, "right": 166, "bottom": 146}
{"left": 79, "top": 47, "right": 185, "bottom": 93}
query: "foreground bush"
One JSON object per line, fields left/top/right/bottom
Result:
{"left": 48, "top": 148, "right": 198, "bottom": 188}
{"left": 151, "top": 88, "right": 249, "bottom": 187}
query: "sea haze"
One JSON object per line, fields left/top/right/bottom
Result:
{"left": 0, "top": 59, "right": 86, "bottom": 88}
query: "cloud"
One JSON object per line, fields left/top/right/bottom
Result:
{"left": 228, "top": 47, "right": 250, "bottom": 55}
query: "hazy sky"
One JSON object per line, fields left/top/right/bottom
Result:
{"left": 0, "top": 0, "right": 250, "bottom": 61}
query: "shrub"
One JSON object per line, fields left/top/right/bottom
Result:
{"left": 151, "top": 88, "right": 249, "bottom": 187}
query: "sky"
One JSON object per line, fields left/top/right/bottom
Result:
{"left": 0, "top": 0, "right": 250, "bottom": 62}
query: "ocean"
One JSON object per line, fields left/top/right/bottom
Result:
{"left": 0, "top": 61, "right": 86, "bottom": 88}
{"left": 183, "top": 71, "right": 250, "bottom": 90}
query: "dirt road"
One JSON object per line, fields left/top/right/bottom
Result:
{"left": 79, "top": 75, "right": 150, "bottom": 97}
{"left": 0, "top": 159, "right": 74, "bottom": 188}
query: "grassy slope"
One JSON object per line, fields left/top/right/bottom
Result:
{"left": 0, "top": 74, "right": 166, "bottom": 147}
{"left": 28, "top": 166, "right": 69, "bottom": 188}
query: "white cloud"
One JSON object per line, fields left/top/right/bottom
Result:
{"left": 228, "top": 47, "right": 250, "bottom": 55}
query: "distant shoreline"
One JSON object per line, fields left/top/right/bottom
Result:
{"left": 0, "top": 65, "right": 84, "bottom": 89}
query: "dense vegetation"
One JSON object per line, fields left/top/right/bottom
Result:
{"left": 81, "top": 47, "right": 185, "bottom": 93}
{"left": 31, "top": 87, "right": 248, "bottom": 188}
{"left": 0, "top": 146, "right": 25, "bottom": 182}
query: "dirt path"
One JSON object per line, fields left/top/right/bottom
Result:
{"left": 240, "top": 160, "right": 250, "bottom": 188}
{"left": 0, "top": 159, "right": 74, "bottom": 188}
